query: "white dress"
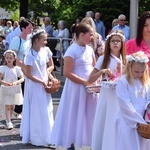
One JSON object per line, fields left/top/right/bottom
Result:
{"left": 20, "top": 48, "right": 54, "bottom": 146}
{"left": 0, "top": 66, "right": 23, "bottom": 105}
{"left": 50, "top": 42, "right": 98, "bottom": 148}
{"left": 92, "top": 54, "right": 122, "bottom": 150}
{"left": 115, "top": 75, "right": 150, "bottom": 150}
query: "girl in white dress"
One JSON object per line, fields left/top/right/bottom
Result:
{"left": 20, "top": 29, "right": 58, "bottom": 146}
{"left": 0, "top": 50, "right": 24, "bottom": 129}
{"left": 116, "top": 51, "right": 150, "bottom": 150}
{"left": 89, "top": 30, "right": 126, "bottom": 150}
{"left": 50, "top": 23, "right": 98, "bottom": 150}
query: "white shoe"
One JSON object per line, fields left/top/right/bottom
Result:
{"left": 6, "top": 121, "right": 13, "bottom": 130}
{"left": 17, "top": 114, "right": 22, "bottom": 120}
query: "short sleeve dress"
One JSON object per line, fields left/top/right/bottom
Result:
{"left": 92, "top": 54, "right": 123, "bottom": 150}
{"left": 0, "top": 65, "right": 23, "bottom": 105}
{"left": 50, "top": 42, "right": 98, "bottom": 148}
{"left": 20, "top": 48, "right": 54, "bottom": 146}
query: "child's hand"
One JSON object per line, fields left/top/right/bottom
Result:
{"left": 84, "top": 80, "right": 93, "bottom": 86}
{"left": 12, "top": 81, "right": 19, "bottom": 85}
{"left": 100, "top": 69, "right": 113, "bottom": 76}
{"left": 42, "top": 81, "right": 47, "bottom": 88}
{"left": 4, "top": 82, "right": 13, "bottom": 86}
{"left": 16, "top": 58, "right": 23, "bottom": 67}
{"left": 51, "top": 78, "right": 58, "bottom": 85}
{"left": 117, "top": 62, "right": 121, "bottom": 73}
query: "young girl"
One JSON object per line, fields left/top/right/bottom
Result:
{"left": 116, "top": 51, "right": 150, "bottom": 150}
{"left": 49, "top": 23, "right": 98, "bottom": 150}
{"left": 9, "top": 19, "right": 33, "bottom": 120}
{"left": 0, "top": 50, "right": 24, "bottom": 130}
{"left": 89, "top": 30, "right": 126, "bottom": 150}
{"left": 20, "top": 29, "right": 58, "bottom": 146}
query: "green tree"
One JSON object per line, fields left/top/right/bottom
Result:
{"left": 53, "top": 0, "right": 130, "bottom": 33}
{"left": 0, "top": 0, "right": 150, "bottom": 33}
{"left": 10, "top": 9, "right": 19, "bottom": 21}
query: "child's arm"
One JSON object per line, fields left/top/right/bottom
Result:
{"left": 25, "top": 65, "right": 47, "bottom": 87}
{"left": 12, "top": 76, "right": 24, "bottom": 85}
{"left": 0, "top": 73, "right": 12, "bottom": 86}
{"left": 46, "top": 57, "right": 54, "bottom": 73}
{"left": 145, "top": 88, "right": 150, "bottom": 109}
{"left": 16, "top": 58, "right": 27, "bottom": 77}
{"left": 88, "top": 68, "right": 113, "bottom": 84}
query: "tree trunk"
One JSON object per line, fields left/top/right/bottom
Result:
{"left": 20, "top": 0, "right": 28, "bottom": 18}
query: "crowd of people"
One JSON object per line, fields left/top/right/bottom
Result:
{"left": 0, "top": 10, "right": 150, "bottom": 150}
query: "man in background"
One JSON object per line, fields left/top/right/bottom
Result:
{"left": 112, "top": 14, "right": 130, "bottom": 41}
{"left": 43, "top": 17, "right": 53, "bottom": 37}
{"left": 94, "top": 12, "right": 105, "bottom": 40}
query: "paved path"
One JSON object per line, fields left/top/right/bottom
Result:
{"left": 0, "top": 71, "right": 91, "bottom": 150}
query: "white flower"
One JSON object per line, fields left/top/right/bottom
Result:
{"left": 126, "top": 54, "right": 149, "bottom": 63}
{"left": 106, "top": 32, "right": 125, "bottom": 41}
{"left": 126, "top": 55, "right": 134, "bottom": 62}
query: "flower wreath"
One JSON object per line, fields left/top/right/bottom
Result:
{"left": 106, "top": 32, "right": 125, "bottom": 41}
{"left": 126, "top": 51, "right": 149, "bottom": 63}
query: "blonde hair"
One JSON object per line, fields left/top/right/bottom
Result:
{"left": 123, "top": 51, "right": 150, "bottom": 87}
{"left": 81, "top": 17, "right": 97, "bottom": 50}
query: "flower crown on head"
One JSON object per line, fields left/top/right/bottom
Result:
{"left": 27, "top": 29, "right": 46, "bottom": 40}
{"left": 106, "top": 32, "right": 125, "bottom": 41}
{"left": 126, "top": 51, "right": 149, "bottom": 63}
{"left": 3, "top": 50, "right": 17, "bottom": 58}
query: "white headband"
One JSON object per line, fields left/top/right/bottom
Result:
{"left": 27, "top": 29, "right": 46, "bottom": 40}
{"left": 3, "top": 50, "right": 17, "bottom": 58}
{"left": 126, "top": 53, "right": 149, "bottom": 63}
{"left": 106, "top": 32, "right": 125, "bottom": 41}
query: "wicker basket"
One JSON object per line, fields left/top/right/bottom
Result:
{"left": 137, "top": 123, "right": 150, "bottom": 139}
{"left": 45, "top": 80, "right": 61, "bottom": 93}
{"left": 85, "top": 85, "right": 101, "bottom": 93}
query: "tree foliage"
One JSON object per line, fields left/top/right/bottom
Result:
{"left": 0, "top": 0, "right": 150, "bottom": 33}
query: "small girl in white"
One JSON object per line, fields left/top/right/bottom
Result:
{"left": 116, "top": 51, "right": 150, "bottom": 150}
{"left": 0, "top": 50, "right": 24, "bottom": 130}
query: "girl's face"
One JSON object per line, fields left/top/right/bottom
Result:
{"left": 5, "top": 53, "right": 15, "bottom": 66}
{"left": 131, "top": 63, "right": 146, "bottom": 79}
{"left": 143, "top": 18, "right": 150, "bottom": 38}
{"left": 82, "top": 28, "right": 94, "bottom": 45}
{"left": 36, "top": 33, "right": 47, "bottom": 47}
{"left": 110, "top": 35, "right": 122, "bottom": 54}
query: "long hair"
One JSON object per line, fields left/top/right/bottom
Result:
{"left": 123, "top": 51, "right": 150, "bottom": 87}
{"left": 101, "top": 30, "right": 126, "bottom": 69}
{"left": 81, "top": 17, "right": 97, "bottom": 50}
{"left": 136, "top": 11, "right": 150, "bottom": 46}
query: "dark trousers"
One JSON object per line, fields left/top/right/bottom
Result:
{"left": 14, "top": 81, "right": 24, "bottom": 114}
{"left": 14, "top": 105, "right": 22, "bottom": 114}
